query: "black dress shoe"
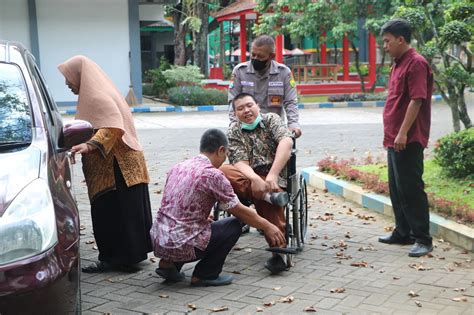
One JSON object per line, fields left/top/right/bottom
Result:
{"left": 408, "top": 242, "right": 433, "bottom": 257}
{"left": 378, "top": 234, "right": 415, "bottom": 245}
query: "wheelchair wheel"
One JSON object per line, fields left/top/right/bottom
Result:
{"left": 285, "top": 203, "right": 298, "bottom": 268}
{"left": 299, "top": 175, "right": 309, "bottom": 244}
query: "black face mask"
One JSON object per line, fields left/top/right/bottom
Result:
{"left": 251, "top": 58, "right": 269, "bottom": 71}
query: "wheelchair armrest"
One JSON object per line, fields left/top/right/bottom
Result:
{"left": 265, "top": 247, "right": 298, "bottom": 255}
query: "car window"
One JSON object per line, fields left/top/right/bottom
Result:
{"left": 0, "top": 63, "right": 32, "bottom": 147}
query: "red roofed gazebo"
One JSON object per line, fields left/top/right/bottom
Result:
{"left": 212, "top": 0, "right": 378, "bottom": 90}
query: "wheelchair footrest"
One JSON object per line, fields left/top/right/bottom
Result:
{"left": 265, "top": 247, "right": 298, "bottom": 255}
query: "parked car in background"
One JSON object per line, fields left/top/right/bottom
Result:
{"left": 0, "top": 40, "right": 92, "bottom": 314}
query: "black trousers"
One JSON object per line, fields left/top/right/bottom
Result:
{"left": 91, "top": 159, "right": 153, "bottom": 265}
{"left": 387, "top": 142, "right": 432, "bottom": 246}
{"left": 174, "top": 217, "right": 242, "bottom": 280}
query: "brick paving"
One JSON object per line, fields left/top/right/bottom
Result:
{"left": 73, "top": 107, "right": 474, "bottom": 314}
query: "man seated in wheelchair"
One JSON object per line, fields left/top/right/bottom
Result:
{"left": 220, "top": 92, "right": 293, "bottom": 275}
{"left": 150, "top": 129, "right": 285, "bottom": 287}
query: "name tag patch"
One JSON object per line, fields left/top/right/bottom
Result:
{"left": 269, "top": 81, "right": 284, "bottom": 87}
{"left": 241, "top": 81, "right": 254, "bottom": 87}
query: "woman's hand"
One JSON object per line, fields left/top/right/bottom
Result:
{"left": 69, "top": 143, "right": 93, "bottom": 164}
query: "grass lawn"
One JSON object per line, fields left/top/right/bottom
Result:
{"left": 298, "top": 95, "right": 328, "bottom": 103}
{"left": 354, "top": 160, "right": 474, "bottom": 211}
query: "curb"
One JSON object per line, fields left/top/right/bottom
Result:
{"left": 59, "top": 95, "right": 443, "bottom": 115}
{"left": 300, "top": 167, "right": 474, "bottom": 252}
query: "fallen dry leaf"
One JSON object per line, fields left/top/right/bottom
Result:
{"left": 454, "top": 288, "right": 466, "bottom": 292}
{"left": 351, "top": 261, "right": 369, "bottom": 268}
{"left": 263, "top": 301, "right": 275, "bottom": 307}
{"left": 345, "top": 232, "right": 352, "bottom": 239}
{"left": 149, "top": 257, "right": 158, "bottom": 263}
{"left": 379, "top": 269, "right": 385, "bottom": 274}
{"left": 106, "top": 278, "right": 114, "bottom": 283}
{"left": 408, "top": 290, "right": 419, "bottom": 297}
{"left": 92, "top": 245, "right": 98, "bottom": 250}
{"left": 323, "top": 235, "right": 329, "bottom": 240}
{"left": 154, "top": 189, "right": 162, "bottom": 194}
{"left": 231, "top": 270, "right": 241, "bottom": 274}
{"left": 452, "top": 297, "right": 468, "bottom": 302}
{"left": 209, "top": 306, "right": 229, "bottom": 312}
{"left": 336, "top": 221, "right": 341, "bottom": 225}
{"left": 330, "top": 288, "right": 346, "bottom": 293}
{"left": 384, "top": 225, "right": 394, "bottom": 232}
{"left": 393, "top": 276, "right": 401, "bottom": 280}
{"left": 85, "top": 240, "right": 95, "bottom": 245}
{"left": 233, "top": 246, "right": 242, "bottom": 251}
{"left": 408, "top": 263, "right": 433, "bottom": 271}
{"left": 273, "top": 287, "right": 281, "bottom": 291}
{"left": 80, "top": 225, "right": 86, "bottom": 230}
{"left": 256, "top": 307, "right": 264, "bottom": 312}
{"left": 414, "top": 300, "right": 422, "bottom": 307}
{"left": 187, "top": 304, "right": 197, "bottom": 310}
{"left": 358, "top": 245, "right": 377, "bottom": 252}
{"left": 159, "top": 294, "right": 169, "bottom": 298}
{"left": 279, "top": 296, "right": 295, "bottom": 303}
{"left": 244, "top": 248, "right": 252, "bottom": 253}
{"left": 304, "top": 306, "right": 317, "bottom": 312}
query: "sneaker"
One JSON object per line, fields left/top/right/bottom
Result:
{"left": 264, "top": 255, "right": 287, "bottom": 274}
{"left": 408, "top": 242, "right": 434, "bottom": 257}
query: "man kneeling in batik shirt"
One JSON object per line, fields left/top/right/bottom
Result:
{"left": 150, "top": 129, "right": 285, "bottom": 287}
{"left": 221, "top": 93, "right": 294, "bottom": 275}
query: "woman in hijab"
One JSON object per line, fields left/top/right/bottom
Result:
{"left": 59, "top": 55, "right": 152, "bottom": 273}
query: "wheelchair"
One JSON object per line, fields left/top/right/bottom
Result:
{"left": 214, "top": 138, "right": 308, "bottom": 268}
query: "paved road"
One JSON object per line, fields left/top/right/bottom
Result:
{"left": 70, "top": 103, "right": 474, "bottom": 314}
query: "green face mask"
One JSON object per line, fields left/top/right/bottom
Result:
{"left": 241, "top": 113, "right": 262, "bottom": 130}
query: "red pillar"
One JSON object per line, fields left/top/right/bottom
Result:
{"left": 239, "top": 14, "right": 247, "bottom": 63}
{"left": 343, "top": 34, "right": 350, "bottom": 81}
{"left": 320, "top": 32, "right": 327, "bottom": 64}
{"left": 368, "top": 32, "right": 377, "bottom": 86}
{"left": 320, "top": 32, "right": 327, "bottom": 76}
{"left": 275, "top": 34, "right": 283, "bottom": 63}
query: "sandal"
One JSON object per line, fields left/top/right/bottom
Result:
{"left": 81, "top": 261, "right": 113, "bottom": 273}
{"left": 155, "top": 267, "right": 185, "bottom": 282}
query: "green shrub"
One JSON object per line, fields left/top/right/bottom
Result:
{"left": 168, "top": 86, "right": 227, "bottom": 106}
{"left": 162, "top": 65, "right": 204, "bottom": 86}
{"left": 147, "top": 57, "right": 173, "bottom": 98}
{"left": 434, "top": 128, "right": 474, "bottom": 179}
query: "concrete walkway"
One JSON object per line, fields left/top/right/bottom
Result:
{"left": 73, "top": 107, "right": 474, "bottom": 314}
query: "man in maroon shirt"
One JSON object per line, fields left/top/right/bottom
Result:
{"left": 378, "top": 19, "right": 434, "bottom": 257}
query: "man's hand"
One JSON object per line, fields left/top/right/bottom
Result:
{"left": 289, "top": 127, "right": 302, "bottom": 138}
{"left": 394, "top": 133, "right": 407, "bottom": 152}
{"left": 263, "top": 223, "right": 286, "bottom": 247}
{"left": 265, "top": 173, "right": 280, "bottom": 192}
{"left": 251, "top": 176, "right": 268, "bottom": 199}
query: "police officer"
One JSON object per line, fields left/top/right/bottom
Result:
{"left": 228, "top": 35, "right": 302, "bottom": 137}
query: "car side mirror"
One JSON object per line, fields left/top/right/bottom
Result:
{"left": 59, "top": 119, "right": 93, "bottom": 150}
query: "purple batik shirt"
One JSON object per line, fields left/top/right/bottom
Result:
{"left": 150, "top": 154, "right": 239, "bottom": 262}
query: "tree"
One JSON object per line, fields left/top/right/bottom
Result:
{"left": 394, "top": 1, "right": 473, "bottom": 131}
{"left": 253, "top": 0, "right": 396, "bottom": 92}
{"left": 166, "top": 0, "right": 236, "bottom": 74}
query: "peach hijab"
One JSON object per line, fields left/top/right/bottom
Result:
{"left": 58, "top": 55, "right": 142, "bottom": 151}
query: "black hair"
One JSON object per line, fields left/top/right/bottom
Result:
{"left": 252, "top": 35, "right": 276, "bottom": 53}
{"left": 200, "top": 129, "right": 228, "bottom": 153}
{"left": 381, "top": 19, "right": 412, "bottom": 43}
{"left": 231, "top": 92, "right": 257, "bottom": 109}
